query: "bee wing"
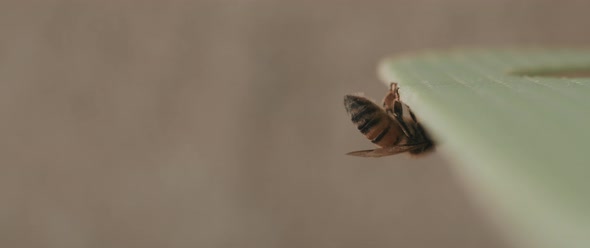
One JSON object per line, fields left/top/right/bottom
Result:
{"left": 346, "top": 144, "right": 426, "bottom": 157}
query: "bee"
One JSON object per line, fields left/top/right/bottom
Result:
{"left": 344, "top": 82, "right": 433, "bottom": 157}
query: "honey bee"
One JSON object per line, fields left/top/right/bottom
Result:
{"left": 344, "top": 82, "right": 433, "bottom": 157}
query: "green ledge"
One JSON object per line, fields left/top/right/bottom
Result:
{"left": 378, "top": 48, "right": 590, "bottom": 248}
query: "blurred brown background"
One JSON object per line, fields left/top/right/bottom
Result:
{"left": 1, "top": 0, "right": 589, "bottom": 247}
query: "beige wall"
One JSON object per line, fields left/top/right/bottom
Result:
{"left": 1, "top": 1, "right": 588, "bottom": 247}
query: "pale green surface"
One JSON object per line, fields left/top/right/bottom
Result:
{"left": 378, "top": 49, "right": 590, "bottom": 248}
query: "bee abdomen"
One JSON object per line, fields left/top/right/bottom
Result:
{"left": 345, "top": 95, "right": 398, "bottom": 146}
{"left": 351, "top": 106, "right": 378, "bottom": 123}
{"left": 358, "top": 116, "right": 381, "bottom": 134}
{"left": 371, "top": 125, "right": 390, "bottom": 143}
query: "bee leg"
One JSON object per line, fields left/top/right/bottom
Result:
{"left": 383, "top": 82, "right": 400, "bottom": 113}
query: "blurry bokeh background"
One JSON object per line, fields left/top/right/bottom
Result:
{"left": 2, "top": 0, "right": 589, "bottom": 247}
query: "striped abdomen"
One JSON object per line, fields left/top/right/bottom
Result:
{"left": 344, "top": 95, "right": 406, "bottom": 147}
